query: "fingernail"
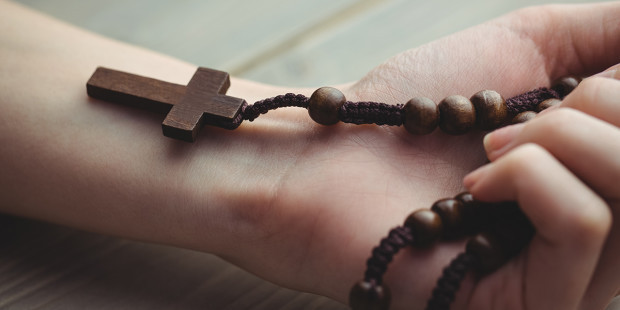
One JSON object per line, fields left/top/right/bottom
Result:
{"left": 483, "top": 123, "right": 524, "bottom": 155}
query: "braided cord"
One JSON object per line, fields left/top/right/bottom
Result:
{"left": 426, "top": 252, "right": 476, "bottom": 310}
{"left": 364, "top": 226, "right": 414, "bottom": 284}
{"left": 340, "top": 102, "right": 404, "bottom": 126}
{"left": 232, "top": 87, "right": 561, "bottom": 128}
{"left": 230, "top": 93, "right": 308, "bottom": 128}
{"left": 505, "top": 87, "right": 560, "bottom": 114}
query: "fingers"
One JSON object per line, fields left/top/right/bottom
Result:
{"left": 465, "top": 144, "right": 610, "bottom": 247}
{"left": 473, "top": 73, "right": 620, "bottom": 309}
{"left": 561, "top": 77, "right": 620, "bottom": 126}
{"left": 485, "top": 108, "right": 620, "bottom": 199}
{"left": 484, "top": 75, "right": 620, "bottom": 198}
{"left": 464, "top": 144, "right": 610, "bottom": 310}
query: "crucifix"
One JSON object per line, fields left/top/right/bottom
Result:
{"left": 87, "top": 67, "right": 247, "bottom": 142}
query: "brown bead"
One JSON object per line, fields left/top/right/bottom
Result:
{"left": 403, "top": 97, "right": 439, "bottom": 135}
{"left": 404, "top": 209, "right": 443, "bottom": 247}
{"left": 431, "top": 198, "right": 465, "bottom": 239}
{"left": 308, "top": 87, "right": 346, "bottom": 125}
{"left": 536, "top": 98, "right": 561, "bottom": 112}
{"left": 438, "top": 95, "right": 476, "bottom": 135}
{"left": 552, "top": 76, "right": 581, "bottom": 97}
{"left": 349, "top": 280, "right": 391, "bottom": 310}
{"left": 470, "top": 90, "right": 507, "bottom": 130}
{"left": 455, "top": 192, "right": 482, "bottom": 234}
{"left": 454, "top": 192, "right": 475, "bottom": 207}
{"left": 511, "top": 111, "right": 537, "bottom": 124}
{"left": 466, "top": 233, "right": 507, "bottom": 274}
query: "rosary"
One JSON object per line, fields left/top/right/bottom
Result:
{"left": 86, "top": 66, "right": 580, "bottom": 310}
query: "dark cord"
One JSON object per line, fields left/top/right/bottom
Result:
{"left": 425, "top": 252, "right": 476, "bottom": 310}
{"left": 364, "top": 226, "right": 414, "bottom": 284}
{"left": 232, "top": 87, "right": 562, "bottom": 128}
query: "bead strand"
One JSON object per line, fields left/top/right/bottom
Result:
{"left": 349, "top": 193, "right": 535, "bottom": 310}
{"left": 349, "top": 226, "right": 414, "bottom": 310}
{"left": 233, "top": 76, "right": 581, "bottom": 132}
{"left": 508, "top": 76, "right": 580, "bottom": 124}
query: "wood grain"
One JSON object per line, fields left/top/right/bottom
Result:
{"left": 162, "top": 67, "right": 246, "bottom": 142}
{"left": 87, "top": 67, "right": 186, "bottom": 114}
{"left": 87, "top": 67, "right": 246, "bottom": 142}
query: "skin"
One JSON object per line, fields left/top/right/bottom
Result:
{"left": 466, "top": 67, "right": 620, "bottom": 310}
{"left": 0, "top": 1, "right": 619, "bottom": 309}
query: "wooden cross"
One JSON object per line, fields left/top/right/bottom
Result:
{"left": 87, "top": 67, "right": 247, "bottom": 142}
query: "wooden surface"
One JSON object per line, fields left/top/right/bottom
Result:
{"left": 7, "top": 0, "right": 620, "bottom": 309}
{"left": 0, "top": 214, "right": 339, "bottom": 310}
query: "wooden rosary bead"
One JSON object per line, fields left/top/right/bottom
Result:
{"left": 308, "top": 87, "right": 346, "bottom": 125}
{"left": 403, "top": 97, "right": 439, "bottom": 135}
{"left": 466, "top": 233, "right": 507, "bottom": 274}
{"left": 455, "top": 192, "right": 484, "bottom": 234}
{"left": 536, "top": 98, "right": 561, "bottom": 112}
{"left": 552, "top": 76, "right": 581, "bottom": 97}
{"left": 438, "top": 95, "right": 476, "bottom": 135}
{"left": 454, "top": 192, "right": 475, "bottom": 206}
{"left": 404, "top": 209, "right": 443, "bottom": 247}
{"left": 349, "top": 280, "right": 391, "bottom": 310}
{"left": 431, "top": 198, "right": 465, "bottom": 239}
{"left": 470, "top": 90, "right": 507, "bottom": 130}
{"left": 511, "top": 111, "right": 537, "bottom": 124}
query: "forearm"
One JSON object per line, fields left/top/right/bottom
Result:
{"left": 0, "top": 1, "right": 300, "bottom": 255}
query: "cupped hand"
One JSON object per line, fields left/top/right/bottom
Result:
{"left": 215, "top": 3, "right": 620, "bottom": 310}
{"left": 463, "top": 66, "right": 620, "bottom": 310}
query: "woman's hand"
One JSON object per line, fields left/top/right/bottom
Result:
{"left": 236, "top": 4, "right": 620, "bottom": 310}
{"left": 463, "top": 67, "right": 620, "bottom": 310}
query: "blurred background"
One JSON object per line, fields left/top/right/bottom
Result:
{"left": 5, "top": 1, "right": 619, "bottom": 310}
{"left": 14, "top": 0, "right": 609, "bottom": 87}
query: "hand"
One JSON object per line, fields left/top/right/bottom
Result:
{"left": 463, "top": 66, "right": 620, "bottom": 310}
{"left": 226, "top": 3, "right": 620, "bottom": 310}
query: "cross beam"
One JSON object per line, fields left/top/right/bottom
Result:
{"left": 86, "top": 67, "right": 246, "bottom": 142}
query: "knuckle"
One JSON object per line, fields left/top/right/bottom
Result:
{"left": 506, "top": 144, "right": 611, "bottom": 241}
{"left": 563, "top": 77, "right": 605, "bottom": 110}
{"left": 494, "top": 144, "right": 612, "bottom": 245}
{"left": 503, "top": 143, "right": 549, "bottom": 169}
{"left": 567, "top": 198, "right": 611, "bottom": 243}
{"left": 524, "top": 108, "right": 583, "bottom": 140}
{"left": 501, "top": 144, "right": 554, "bottom": 180}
